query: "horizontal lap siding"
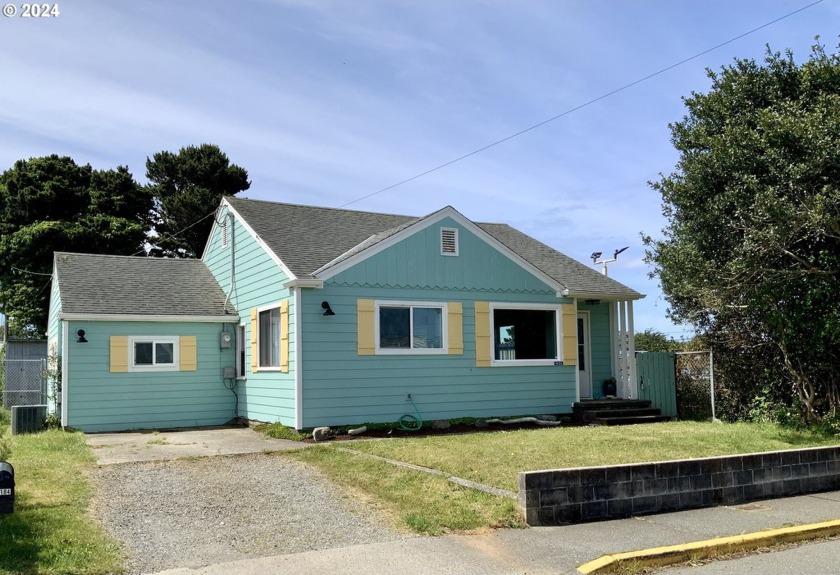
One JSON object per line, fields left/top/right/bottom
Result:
{"left": 204, "top": 208, "right": 296, "bottom": 426}
{"left": 302, "top": 219, "right": 577, "bottom": 428}
{"left": 65, "top": 321, "right": 236, "bottom": 432}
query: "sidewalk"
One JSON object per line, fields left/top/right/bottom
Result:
{"left": 152, "top": 490, "right": 840, "bottom": 575}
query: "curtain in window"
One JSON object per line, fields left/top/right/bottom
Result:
{"left": 259, "top": 308, "right": 281, "bottom": 367}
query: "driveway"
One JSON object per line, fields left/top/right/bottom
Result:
{"left": 86, "top": 427, "right": 407, "bottom": 574}
{"left": 85, "top": 426, "right": 305, "bottom": 465}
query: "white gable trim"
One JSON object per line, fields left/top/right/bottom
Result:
{"left": 313, "top": 206, "right": 569, "bottom": 293}
{"left": 205, "top": 198, "right": 299, "bottom": 282}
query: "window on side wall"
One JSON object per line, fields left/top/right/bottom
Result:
{"left": 376, "top": 301, "right": 445, "bottom": 354}
{"left": 491, "top": 305, "right": 559, "bottom": 365}
{"left": 258, "top": 307, "right": 281, "bottom": 368}
{"left": 129, "top": 336, "right": 179, "bottom": 371}
{"left": 236, "top": 324, "right": 246, "bottom": 378}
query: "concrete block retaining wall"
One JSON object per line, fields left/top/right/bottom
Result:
{"left": 519, "top": 445, "right": 840, "bottom": 526}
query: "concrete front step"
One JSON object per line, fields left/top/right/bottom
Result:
{"left": 584, "top": 408, "right": 662, "bottom": 421}
{"left": 591, "top": 415, "right": 673, "bottom": 426}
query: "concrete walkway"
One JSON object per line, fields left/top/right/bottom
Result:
{"left": 85, "top": 427, "right": 304, "bottom": 465}
{"left": 150, "top": 490, "right": 840, "bottom": 575}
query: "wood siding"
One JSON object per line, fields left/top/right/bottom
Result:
{"left": 65, "top": 321, "right": 236, "bottom": 432}
{"left": 203, "top": 207, "right": 296, "bottom": 426}
{"left": 300, "top": 217, "right": 578, "bottom": 428}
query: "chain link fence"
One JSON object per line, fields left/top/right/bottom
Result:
{"left": 1, "top": 358, "right": 47, "bottom": 409}
{"left": 675, "top": 351, "right": 716, "bottom": 421}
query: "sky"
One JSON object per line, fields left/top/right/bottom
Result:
{"left": 1, "top": 0, "right": 837, "bottom": 339}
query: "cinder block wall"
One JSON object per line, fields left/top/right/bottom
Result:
{"left": 519, "top": 446, "right": 840, "bottom": 525}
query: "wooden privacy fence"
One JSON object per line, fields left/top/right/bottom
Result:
{"left": 636, "top": 352, "right": 677, "bottom": 418}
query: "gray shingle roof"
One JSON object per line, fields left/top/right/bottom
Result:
{"left": 54, "top": 252, "right": 234, "bottom": 317}
{"left": 227, "top": 197, "right": 642, "bottom": 299}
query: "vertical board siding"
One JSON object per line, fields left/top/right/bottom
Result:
{"left": 637, "top": 352, "right": 678, "bottom": 417}
{"left": 582, "top": 302, "right": 613, "bottom": 398}
{"left": 65, "top": 321, "right": 236, "bottom": 432}
{"left": 203, "top": 207, "right": 296, "bottom": 426}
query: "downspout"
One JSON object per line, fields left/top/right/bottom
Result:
{"left": 223, "top": 212, "right": 236, "bottom": 314}
{"left": 293, "top": 286, "right": 303, "bottom": 430}
{"left": 573, "top": 297, "right": 580, "bottom": 403}
{"left": 61, "top": 320, "right": 69, "bottom": 428}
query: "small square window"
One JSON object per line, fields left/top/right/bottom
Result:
{"left": 129, "top": 337, "right": 179, "bottom": 371}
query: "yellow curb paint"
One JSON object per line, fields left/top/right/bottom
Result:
{"left": 576, "top": 519, "right": 840, "bottom": 574}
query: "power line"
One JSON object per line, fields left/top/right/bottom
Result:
{"left": 337, "top": 0, "right": 823, "bottom": 209}
{"left": 131, "top": 210, "right": 217, "bottom": 256}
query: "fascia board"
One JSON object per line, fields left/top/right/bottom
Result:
{"left": 567, "top": 291, "right": 647, "bottom": 301}
{"left": 57, "top": 313, "right": 240, "bottom": 323}
{"left": 218, "top": 198, "right": 299, "bottom": 281}
{"left": 284, "top": 278, "right": 324, "bottom": 289}
{"left": 199, "top": 204, "right": 222, "bottom": 262}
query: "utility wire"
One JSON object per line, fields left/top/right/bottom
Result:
{"left": 11, "top": 266, "right": 52, "bottom": 276}
{"left": 337, "top": 0, "right": 823, "bottom": 209}
{"left": 131, "top": 210, "right": 217, "bottom": 256}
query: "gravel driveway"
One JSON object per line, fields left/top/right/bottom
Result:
{"left": 92, "top": 453, "right": 407, "bottom": 574}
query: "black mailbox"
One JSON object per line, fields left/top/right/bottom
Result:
{"left": 0, "top": 461, "right": 13, "bottom": 514}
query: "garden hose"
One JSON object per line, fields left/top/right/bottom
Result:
{"left": 398, "top": 396, "right": 424, "bottom": 431}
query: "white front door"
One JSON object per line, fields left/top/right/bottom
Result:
{"left": 577, "top": 313, "right": 592, "bottom": 398}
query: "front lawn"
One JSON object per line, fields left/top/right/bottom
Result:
{"left": 0, "top": 429, "right": 123, "bottom": 575}
{"left": 334, "top": 421, "right": 840, "bottom": 492}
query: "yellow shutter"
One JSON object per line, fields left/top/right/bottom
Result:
{"left": 561, "top": 304, "right": 577, "bottom": 366}
{"left": 110, "top": 336, "right": 128, "bottom": 373}
{"left": 250, "top": 308, "right": 258, "bottom": 371}
{"left": 179, "top": 336, "right": 197, "bottom": 371}
{"left": 357, "top": 299, "right": 375, "bottom": 355}
{"left": 447, "top": 302, "right": 463, "bottom": 355}
{"left": 280, "top": 300, "right": 290, "bottom": 373}
{"left": 474, "top": 302, "right": 491, "bottom": 367}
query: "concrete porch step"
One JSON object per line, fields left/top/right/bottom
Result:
{"left": 590, "top": 415, "right": 673, "bottom": 426}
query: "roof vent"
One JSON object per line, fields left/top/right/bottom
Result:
{"left": 440, "top": 228, "right": 458, "bottom": 256}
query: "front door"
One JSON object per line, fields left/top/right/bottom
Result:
{"left": 577, "top": 313, "right": 592, "bottom": 398}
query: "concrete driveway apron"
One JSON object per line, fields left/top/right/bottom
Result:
{"left": 85, "top": 427, "right": 305, "bottom": 465}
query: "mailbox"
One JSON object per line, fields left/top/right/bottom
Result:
{"left": 0, "top": 461, "right": 13, "bottom": 514}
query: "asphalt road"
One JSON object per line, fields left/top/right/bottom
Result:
{"left": 662, "top": 538, "right": 840, "bottom": 575}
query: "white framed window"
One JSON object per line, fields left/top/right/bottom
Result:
{"left": 236, "top": 323, "right": 246, "bottom": 379}
{"left": 490, "top": 303, "right": 561, "bottom": 366}
{"left": 375, "top": 300, "right": 447, "bottom": 354}
{"left": 258, "top": 304, "right": 281, "bottom": 369}
{"left": 129, "top": 336, "right": 179, "bottom": 372}
{"left": 440, "top": 227, "right": 459, "bottom": 256}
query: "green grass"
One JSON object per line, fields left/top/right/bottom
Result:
{"left": 289, "top": 446, "right": 524, "bottom": 535}
{"left": 336, "top": 421, "right": 840, "bottom": 492}
{"left": 0, "top": 429, "right": 123, "bottom": 575}
{"left": 253, "top": 422, "right": 308, "bottom": 441}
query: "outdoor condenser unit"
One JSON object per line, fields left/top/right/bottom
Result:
{"left": 11, "top": 405, "right": 47, "bottom": 435}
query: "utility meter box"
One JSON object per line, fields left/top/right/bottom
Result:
{"left": 220, "top": 331, "right": 232, "bottom": 349}
{"left": 0, "top": 461, "right": 14, "bottom": 514}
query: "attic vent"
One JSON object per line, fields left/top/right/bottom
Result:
{"left": 441, "top": 228, "right": 458, "bottom": 256}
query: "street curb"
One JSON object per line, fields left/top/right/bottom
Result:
{"left": 576, "top": 519, "right": 840, "bottom": 574}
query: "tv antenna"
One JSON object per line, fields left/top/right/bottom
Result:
{"left": 591, "top": 246, "right": 628, "bottom": 276}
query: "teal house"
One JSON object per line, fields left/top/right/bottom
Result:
{"left": 48, "top": 197, "right": 643, "bottom": 432}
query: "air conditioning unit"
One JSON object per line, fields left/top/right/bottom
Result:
{"left": 11, "top": 405, "right": 47, "bottom": 435}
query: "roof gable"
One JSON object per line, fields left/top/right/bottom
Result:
{"left": 54, "top": 252, "right": 234, "bottom": 318}
{"left": 223, "top": 197, "right": 642, "bottom": 299}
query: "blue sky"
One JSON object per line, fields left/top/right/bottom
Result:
{"left": 1, "top": 0, "right": 836, "bottom": 338}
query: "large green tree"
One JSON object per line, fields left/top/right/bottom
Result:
{"left": 0, "top": 155, "right": 153, "bottom": 335}
{"left": 146, "top": 144, "right": 250, "bottom": 258}
{"left": 644, "top": 42, "right": 840, "bottom": 421}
